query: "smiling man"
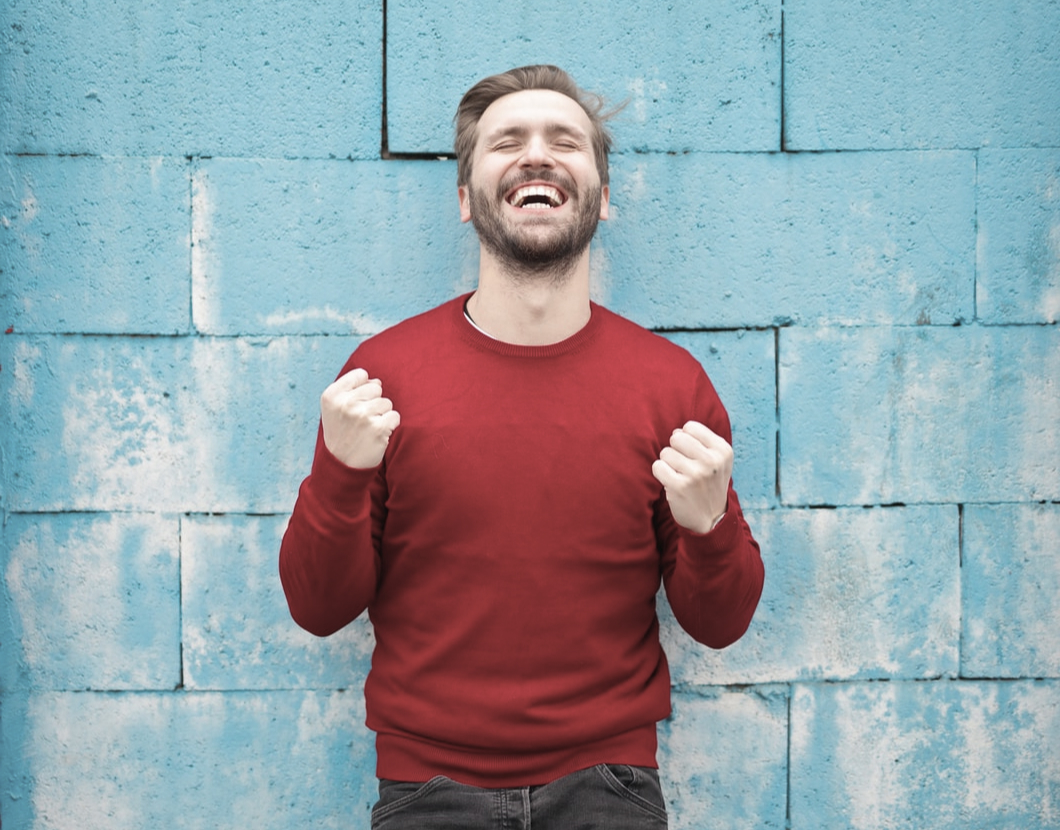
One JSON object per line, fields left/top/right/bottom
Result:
{"left": 279, "top": 65, "right": 764, "bottom": 830}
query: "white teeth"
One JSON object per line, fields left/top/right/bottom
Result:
{"left": 509, "top": 185, "right": 564, "bottom": 208}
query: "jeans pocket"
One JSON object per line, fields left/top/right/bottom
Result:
{"left": 371, "top": 776, "right": 449, "bottom": 825}
{"left": 598, "top": 764, "right": 669, "bottom": 821}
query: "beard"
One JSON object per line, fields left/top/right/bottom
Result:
{"left": 467, "top": 170, "right": 603, "bottom": 284}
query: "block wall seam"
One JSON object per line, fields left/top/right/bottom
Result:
{"left": 774, "top": 326, "right": 781, "bottom": 501}
{"left": 785, "top": 680, "right": 793, "bottom": 830}
{"left": 186, "top": 158, "right": 195, "bottom": 334}
{"left": 177, "top": 514, "right": 185, "bottom": 691}
{"left": 972, "top": 150, "right": 979, "bottom": 322}
{"left": 779, "top": 4, "right": 786, "bottom": 153}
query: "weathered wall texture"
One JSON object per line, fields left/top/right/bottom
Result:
{"left": 2, "top": 1, "right": 1058, "bottom": 827}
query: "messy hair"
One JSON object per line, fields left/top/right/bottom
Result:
{"left": 454, "top": 65, "right": 615, "bottom": 187}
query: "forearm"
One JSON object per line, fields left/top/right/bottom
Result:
{"left": 661, "top": 488, "right": 764, "bottom": 649}
{"left": 279, "top": 436, "right": 383, "bottom": 637}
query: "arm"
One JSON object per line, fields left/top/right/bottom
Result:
{"left": 652, "top": 377, "right": 764, "bottom": 649}
{"left": 655, "top": 482, "right": 763, "bottom": 649}
{"left": 278, "top": 367, "right": 399, "bottom": 637}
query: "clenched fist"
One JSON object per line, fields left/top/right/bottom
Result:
{"left": 652, "top": 420, "right": 733, "bottom": 534}
{"left": 320, "top": 368, "right": 401, "bottom": 469}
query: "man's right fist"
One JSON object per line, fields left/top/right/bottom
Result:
{"left": 320, "top": 368, "right": 401, "bottom": 469}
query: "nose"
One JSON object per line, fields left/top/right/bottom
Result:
{"left": 519, "top": 134, "right": 554, "bottom": 169}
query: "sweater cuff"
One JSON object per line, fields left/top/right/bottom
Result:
{"left": 677, "top": 492, "right": 741, "bottom": 561}
{"left": 307, "top": 441, "right": 380, "bottom": 511}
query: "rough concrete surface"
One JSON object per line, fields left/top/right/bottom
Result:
{"left": 2, "top": 0, "right": 1058, "bottom": 827}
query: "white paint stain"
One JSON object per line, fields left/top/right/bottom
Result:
{"left": 1044, "top": 222, "right": 1060, "bottom": 323}
{"left": 625, "top": 75, "right": 668, "bottom": 123}
{"left": 21, "top": 188, "right": 38, "bottom": 222}
{"left": 620, "top": 162, "right": 648, "bottom": 203}
{"left": 148, "top": 156, "right": 165, "bottom": 190}
{"left": 259, "top": 306, "right": 389, "bottom": 334}
{"left": 1018, "top": 331, "right": 1060, "bottom": 500}
{"left": 9, "top": 340, "right": 41, "bottom": 409}
{"left": 191, "top": 167, "right": 218, "bottom": 333}
{"left": 61, "top": 359, "right": 183, "bottom": 509}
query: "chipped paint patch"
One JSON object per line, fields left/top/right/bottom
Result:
{"left": 2, "top": 513, "right": 180, "bottom": 690}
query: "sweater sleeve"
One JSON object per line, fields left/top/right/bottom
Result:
{"left": 656, "top": 371, "right": 765, "bottom": 649}
{"left": 278, "top": 425, "right": 387, "bottom": 637}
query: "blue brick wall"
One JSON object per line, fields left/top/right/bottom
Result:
{"left": 1, "top": 1, "right": 1058, "bottom": 827}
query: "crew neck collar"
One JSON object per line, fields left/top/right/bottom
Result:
{"left": 453, "top": 292, "right": 599, "bottom": 358}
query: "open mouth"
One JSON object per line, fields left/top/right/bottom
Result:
{"left": 505, "top": 184, "right": 568, "bottom": 210}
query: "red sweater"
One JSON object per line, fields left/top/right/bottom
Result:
{"left": 279, "top": 295, "right": 763, "bottom": 787}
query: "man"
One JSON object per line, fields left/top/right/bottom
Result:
{"left": 280, "top": 65, "right": 764, "bottom": 829}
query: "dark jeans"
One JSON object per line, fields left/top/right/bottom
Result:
{"left": 370, "top": 763, "right": 669, "bottom": 830}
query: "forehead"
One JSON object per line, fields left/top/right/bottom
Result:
{"left": 476, "top": 89, "right": 593, "bottom": 143}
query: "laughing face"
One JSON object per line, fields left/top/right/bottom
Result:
{"left": 458, "top": 89, "right": 610, "bottom": 277}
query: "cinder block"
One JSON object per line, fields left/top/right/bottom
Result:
{"left": 963, "top": 503, "right": 1060, "bottom": 679}
{"left": 977, "top": 149, "right": 1060, "bottom": 324}
{"left": 663, "top": 331, "right": 776, "bottom": 508}
{"left": 659, "top": 687, "right": 788, "bottom": 830}
{"left": 0, "top": 155, "right": 191, "bottom": 334}
{"left": 597, "top": 150, "right": 974, "bottom": 328}
{"left": 191, "top": 159, "right": 471, "bottom": 336}
{"left": 780, "top": 326, "right": 1060, "bottom": 505}
{"left": 661, "top": 505, "right": 959, "bottom": 684}
{"left": 790, "top": 680, "right": 1060, "bottom": 829}
{"left": 0, "top": 690, "right": 376, "bottom": 829}
{"left": 0, "top": 513, "right": 180, "bottom": 691}
{"left": 182, "top": 515, "right": 373, "bottom": 690}
{"left": 0, "top": 334, "right": 361, "bottom": 513}
{"left": 1, "top": 0, "right": 381, "bottom": 157}
{"left": 784, "top": 0, "right": 1060, "bottom": 149}
{"left": 386, "top": 0, "right": 780, "bottom": 153}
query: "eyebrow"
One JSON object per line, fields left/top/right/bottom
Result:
{"left": 483, "top": 123, "right": 590, "bottom": 144}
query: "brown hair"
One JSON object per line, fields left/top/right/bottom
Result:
{"left": 454, "top": 65, "right": 615, "bottom": 187}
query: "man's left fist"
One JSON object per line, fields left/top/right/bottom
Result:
{"left": 651, "top": 420, "right": 733, "bottom": 534}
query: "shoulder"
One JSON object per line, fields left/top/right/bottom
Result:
{"left": 342, "top": 296, "right": 463, "bottom": 372}
{"left": 593, "top": 304, "right": 703, "bottom": 375}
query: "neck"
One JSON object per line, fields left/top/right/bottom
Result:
{"left": 468, "top": 246, "right": 592, "bottom": 346}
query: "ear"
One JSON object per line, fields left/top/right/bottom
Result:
{"left": 598, "top": 184, "right": 610, "bottom": 221}
{"left": 458, "top": 185, "right": 472, "bottom": 223}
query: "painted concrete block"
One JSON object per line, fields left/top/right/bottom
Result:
{"left": 977, "top": 149, "right": 1060, "bottom": 324}
{"left": 0, "top": 513, "right": 180, "bottom": 691}
{"left": 597, "top": 150, "right": 974, "bottom": 328}
{"left": 191, "top": 159, "right": 473, "bottom": 336}
{"left": 790, "top": 680, "right": 1060, "bottom": 829}
{"left": 963, "top": 503, "right": 1060, "bottom": 679}
{"left": 182, "top": 515, "right": 373, "bottom": 690}
{"left": 386, "top": 0, "right": 780, "bottom": 153}
{"left": 658, "top": 688, "right": 788, "bottom": 830}
{"left": 780, "top": 326, "right": 1060, "bottom": 505}
{"left": 0, "top": 690, "right": 377, "bottom": 829}
{"left": 1, "top": 0, "right": 380, "bottom": 158}
{"left": 661, "top": 506, "right": 959, "bottom": 685}
{"left": 664, "top": 331, "right": 776, "bottom": 508}
{"left": 0, "top": 334, "right": 361, "bottom": 513}
{"left": 0, "top": 155, "right": 191, "bottom": 334}
{"left": 784, "top": 0, "right": 1060, "bottom": 149}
